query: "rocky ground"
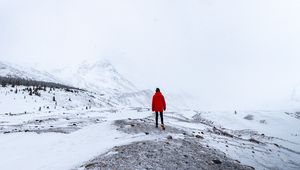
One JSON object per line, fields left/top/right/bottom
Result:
{"left": 1, "top": 108, "right": 299, "bottom": 170}
{"left": 79, "top": 118, "right": 255, "bottom": 170}
{"left": 0, "top": 111, "right": 105, "bottom": 134}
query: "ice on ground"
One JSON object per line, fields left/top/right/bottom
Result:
{"left": 0, "top": 110, "right": 153, "bottom": 170}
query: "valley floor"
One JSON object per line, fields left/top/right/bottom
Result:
{"left": 0, "top": 108, "right": 299, "bottom": 170}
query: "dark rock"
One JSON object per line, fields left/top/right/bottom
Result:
{"left": 244, "top": 114, "right": 254, "bottom": 120}
{"left": 212, "top": 127, "right": 234, "bottom": 138}
{"left": 167, "top": 135, "right": 173, "bottom": 140}
{"left": 259, "top": 120, "right": 266, "bottom": 124}
{"left": 212, "top": 159, "right": 222, "bottom": 164}
{"left": 195, "top": 135, "right": 204, "bottom": 139}
{"left": 249, "top": 138, "right": 260, "bottom": 144}
{"left": 85, "top": 163, "right": 97, "bottom": 169}
{"left": 235, "top": 160, "right": 241, "bottom": 163}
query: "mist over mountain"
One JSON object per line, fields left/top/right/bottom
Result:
{"left": 1, "top": 0, "right": 300, "bottom": 110}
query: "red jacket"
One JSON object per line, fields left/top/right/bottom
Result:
{"left": 152, "top": 92, "right": 166, "bottom": 112}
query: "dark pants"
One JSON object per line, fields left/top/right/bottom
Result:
{"left": 155, "top": 111, "right": 164, "bottom": 126}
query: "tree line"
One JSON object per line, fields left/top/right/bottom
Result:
{"left": 0, "top": 76, "right": 81, "bottom": 91}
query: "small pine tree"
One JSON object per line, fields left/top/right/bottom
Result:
{"left": 29, "top": 87, "right": 33, "bottom": 96}
{"left": 1, "top": 81, "right": 7, "bottom": 87}
{"left": 53, "top": 96, "right": 56, "bottom": 102}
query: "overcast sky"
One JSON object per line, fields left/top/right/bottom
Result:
{"left": 1, "top": 0, "right": 300, "bottom": 110}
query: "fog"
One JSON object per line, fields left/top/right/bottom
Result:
{"left": 1, "top": 0, "right": 300, "bottom": 110}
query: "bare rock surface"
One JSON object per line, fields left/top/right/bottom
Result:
{"left": 81, "top": 137, "right": 253, "bottom": 170}
{"left": 114, "top": 117, "right": 187, "bottom": 135}
{"left": 79, "top": 118, "right": 254, "bottom": 170}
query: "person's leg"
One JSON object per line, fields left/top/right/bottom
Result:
{"left": 155, "top": 111, "right": 158, "bottom": 127}
{"left": 160, "top": 112, "right": 164, "bottom": 125}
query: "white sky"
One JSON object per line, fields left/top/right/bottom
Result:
{"left": 1, "top": 0, "right": 300, "bottom": 110}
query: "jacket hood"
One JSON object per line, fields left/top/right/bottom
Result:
{"left": 155, "top": 91, "right": 162, "bottom": 95}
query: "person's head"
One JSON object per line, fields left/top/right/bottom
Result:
{"left": 156, "top": 88, "right": 160, "bottom": 93}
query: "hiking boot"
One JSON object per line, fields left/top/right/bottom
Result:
{"left": 161, "top": 124, "right": 165, "bottom": 130}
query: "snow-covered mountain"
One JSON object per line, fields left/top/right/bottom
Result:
{"left": 0, "top": 61, "right": 61, "bottom": 83}
{"left": 1, "top": 59, "right": 137, "bottom": 95}
{"left": 52, "top": 59, "right": 137, "bottom": 95}
{"left": 0, "top": 59, "right": 153, "bottom": 108}
{"left": 50, "top": 59, "right": 156, "bottom": 107}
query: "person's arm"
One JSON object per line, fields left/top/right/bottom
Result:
{"left": 162, "top": 95, "right": 166, "bottom": 111}
{"left": 152, "top": 96, "right": 155, "bottom": 112}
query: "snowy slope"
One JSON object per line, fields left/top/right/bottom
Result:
{"left": 163, "top": 109, "right": 300, "bottom": 170}
{"left": 0, "top": 61, "right": 61, "bottom": 83}
{"left": 0, "top": 86, "right": 111, "bottom": 114}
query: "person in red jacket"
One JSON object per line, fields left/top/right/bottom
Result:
{"left": 152, "top": 88, "right": 166, "bottom": 130}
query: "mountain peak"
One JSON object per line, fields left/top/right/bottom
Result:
{"left": 79, "top": 59, "right": 116, "bottom": 74}
{"left": 52, "top": 59, "right": 136, "bottom": 94}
